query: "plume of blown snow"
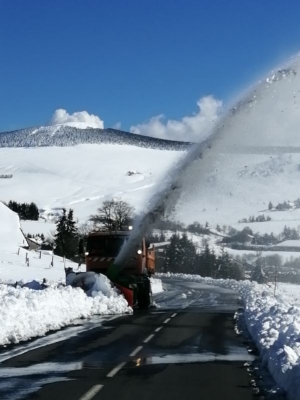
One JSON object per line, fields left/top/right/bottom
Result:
{"left": 50, "top": 109, "right": 104, "bottom": 129}
{"left": 130, "top": 95, "right": 222, "bottom": 142}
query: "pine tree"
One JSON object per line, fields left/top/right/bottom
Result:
{"left": 198, "top": 243, "right": 216, "bottom": 277}
{"left": 165, "top": 234, "right": 181, "bottom": 272}
{"left": 54, "top": 208, "right": 68, "bottom": 257}
{"left": 178, "top": 233, "right": 197, "bottom": 273}
{"left": 268, "top": 201, "right": 273, "bottom": 211}
{"left": 54, "top": 208, "right": 79, "bottom": 259}
{"left": 216, "top": 248, "right": 232, "bottom": 279}
{"left": 28, "top": 202, "right": 39, "bottom": 220}
{"left": 65, "top": 209, "right": 79, "bottom": 258}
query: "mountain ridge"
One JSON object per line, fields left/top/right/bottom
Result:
{"left": 0, "top": 125, "right": 192, "bottom": 151}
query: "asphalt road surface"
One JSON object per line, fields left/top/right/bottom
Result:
{"left": 0, "top": 278, "right": 284, "bottom": 400}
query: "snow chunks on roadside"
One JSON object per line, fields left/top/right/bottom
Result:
{"left": 65, "top": 270, "right": 114, "bottom": 297}
{"left": 0, "top": 282, "right": 131, "bottom": 346}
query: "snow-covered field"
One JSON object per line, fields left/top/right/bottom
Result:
{"left": 233, "top": 211, "right": 300, "bottom": 235}
{"left": 0, "top": 245, "right": 80, "bottom": 284}
{"left": 226, "top": 247, "right": 300, "bottom": 262}
{"left": 0, "top": 144, "right": 183, "bottom": 223}
{"left": 20, "top": 220, "right": 56, "bottom": 237}
{"left": 159, "top": 273, "right": 300, "bottom": 400}
{"left": 1, "top": 134, "right": 300, "bottom": 236}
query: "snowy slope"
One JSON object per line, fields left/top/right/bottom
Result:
{"left": 20, "top": 220, "right": 56, "bottom": 237}
{"left": 0, "top": 143, "right": 184, "bottom": 223}
{"left": 1, "top": 122, "right": 300, "bottom": 234}
{"left": 175, "top": 152, "right": 300, "bottom": 228}
{"left": 0, "top": 125, "right": 191, "bottom": 150}
{"left": 0, "top": 202, "right": 27, "bottom": 248}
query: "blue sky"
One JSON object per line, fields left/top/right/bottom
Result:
{"left": 0, "top": 0, "right": 300, "bottom": 135}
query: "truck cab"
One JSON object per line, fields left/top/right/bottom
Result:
{"left": 85, "top": 231, "right": 155, "bottom": 308}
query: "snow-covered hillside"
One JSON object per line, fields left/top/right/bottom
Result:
{"left": 175, "top": 152, "right": 300, "bottom": 228}
{"left": 0, "top": 143, "right": 184, "bottom": 223}
{"left": 0, "top": 203, "right": 27, "bottom": 248}
{"left": 0, "top": 125, "right": 191, "bottom": 150}
{"left": 2, "top": 130, "right": 300, "bottom": 236}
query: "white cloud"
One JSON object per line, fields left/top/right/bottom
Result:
{"left": 50, "top": 109, "right": 104, "bottom": 129}
{"left": 130, "top": 96, "right": 222, "bottom": 142}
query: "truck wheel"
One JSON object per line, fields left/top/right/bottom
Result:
{"left": 137, "top": 288, "right": 150, "bottom": 309}
{"left": 137, "top": 278, "right": 151, "bottom": 309}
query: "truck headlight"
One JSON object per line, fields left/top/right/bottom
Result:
{"left": 137, "top": 249, "right": 142, "bottom": 255}
{"left": 85, "top": 252, "right": 89, "bottom": 256}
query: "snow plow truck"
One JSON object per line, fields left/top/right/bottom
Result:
{"left": 85, "top": 230, "right": 155, "bottom": 309}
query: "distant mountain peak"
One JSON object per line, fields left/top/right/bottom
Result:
{"left": 48, "top": 122, "right": 99, "bottom": 130}
{"left": 0, "top": 125, "right": 192, "bottom": 151}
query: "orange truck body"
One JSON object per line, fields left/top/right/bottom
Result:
{"left": 85, "top": 231, "right": 155, "bottom": 276}
{"left": 85, "top": 231, "right": 155, "bottom": 308}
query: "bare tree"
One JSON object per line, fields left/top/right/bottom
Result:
{"left": 89, "top": 199, "right": 134, "bottom": 231}
{"left": 78, "top": 222, "right": 93, "bottom": 238}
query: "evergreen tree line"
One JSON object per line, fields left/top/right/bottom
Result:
{"left": 27, "top": 233, "right": 45, "bottom": 241}
{"left": 223, "top": 225, "right": 300, "bottom": 247}
{"left": 0, "top": 174, "right": 13, "bottom": 179}
{"left": 239, "top": 214, "right": 271, "bottom": 223}
{"left": 269, "top": 198, "right": 300, "bottom": 211}
{"left": 164, "top": 233, "right": 244, "bottom": 280}
{"left": 7, "top": 200, "right": 39, "bottom": 220}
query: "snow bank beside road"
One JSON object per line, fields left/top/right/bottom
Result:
{"left": 0, "top": 283, "right": 131, "bottom": 346}
{"left": 160, "top": 273, "right": 300, "bottom": 400}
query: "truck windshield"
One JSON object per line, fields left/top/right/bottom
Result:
{"left": 87, "top": 236, "right": 127, "bottom": 257}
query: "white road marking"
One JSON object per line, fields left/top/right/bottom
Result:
{"left": 107, "top": 362, "right": 126, "bottom": 378}
{"left": 155, "top": 326, "right": 163, "bottom": 333}
{"left": 129, "top": 345, "right": 143, "bottom": 357}
{"left": 171, "top": 313, "right": 177, "bottom": 318}
{"left": 163, "top": 318, "right": 171, "bottom": 324}
{"left": 79, "top": 384, "right": 104, "bottom": 400}
{"left": 143, "top": 334, "right": 155, "bottom": 343}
